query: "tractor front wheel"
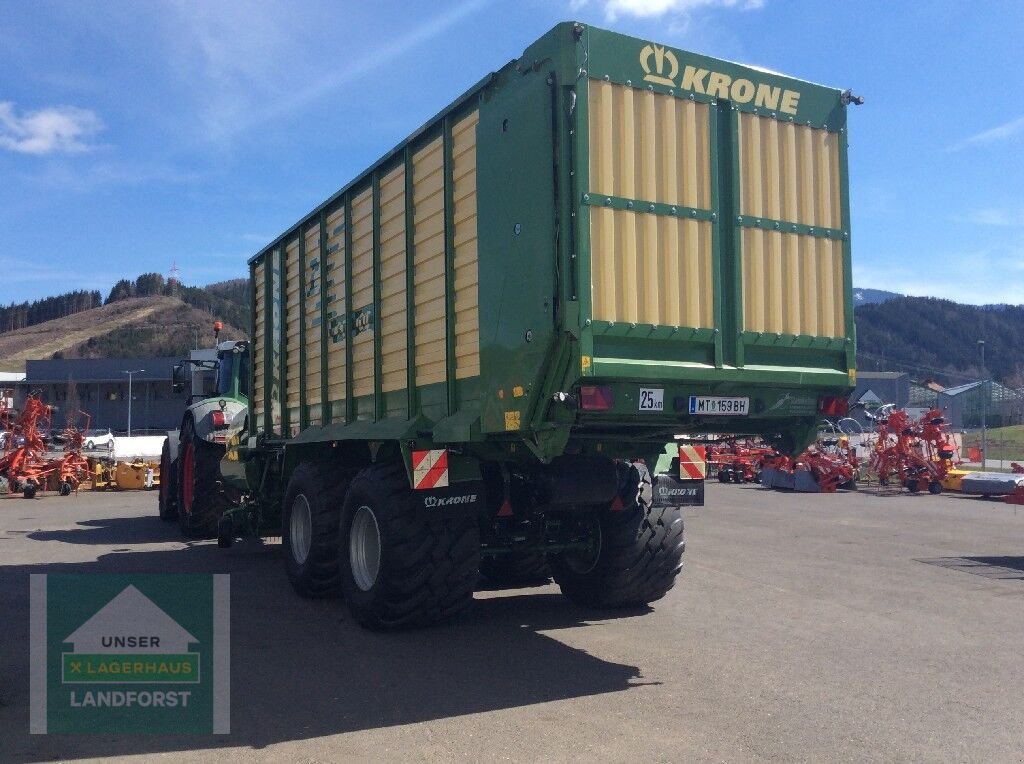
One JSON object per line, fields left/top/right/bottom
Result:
{"left": 176, "top": 418, "right": 229, "bottom": 538}
{"left": 158, "top": 438, "right": 178, "bottom": 522}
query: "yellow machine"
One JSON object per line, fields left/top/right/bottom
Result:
{"left": 91, "top": 460, "right": 160, "bottom": 491}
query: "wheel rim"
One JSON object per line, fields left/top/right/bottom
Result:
{"left": 563, "top": 519, "right": 602, "bottom": 575}
{"left": 289, "top": 494, "right": 313, "bottom": 565}
{"left": 349, "top": 505, "right": 381, "bottom": 592}
{"left": 182, "top": 442, "right": 195, "bottom": 514}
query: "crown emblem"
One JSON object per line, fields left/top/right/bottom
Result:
{"left": 639, "top": 44, "right": 678, "bottom": 88}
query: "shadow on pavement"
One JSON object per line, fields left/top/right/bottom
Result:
{"left": 1, "top": 513, "right": 654, "bottom": 761}
{"left": 26, "top": 517, "right": 183, "bottom": 546}
{"left": 916, "top": 555, "right": 1024, "bottom": 581}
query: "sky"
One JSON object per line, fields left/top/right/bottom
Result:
{"left": 1, "top": 0, "right": 1022, "bottom": 306}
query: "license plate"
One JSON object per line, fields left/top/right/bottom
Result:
{"left": 638, "top": 388, "right": 664, "bottom": 411}
{"left": 688, "top": 396, "right": 750, "bottom": 416}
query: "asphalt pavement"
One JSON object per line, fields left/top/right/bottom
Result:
{"left": 1, "top": 483, "right": 1022, "bottom": 762}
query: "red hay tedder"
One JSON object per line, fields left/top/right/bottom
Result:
{"left": 866, "top": 408, "right": 957, "bottom": 494}
{"left": 0, "top": 394, "right": 90, "bottom": 498}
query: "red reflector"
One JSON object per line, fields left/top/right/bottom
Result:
{"left": 497, "top": 500, "right": 513, "bottom": 517}
{"left": 211, "top": 411, "right": 227, "bottom": 428}
{"left": 579, "top": 385, "right": 614, "bottom": 411}
{"left": 817, "top": 396, "right": 849, "bottom": 417}
{"left": 609, "top": 495, "right": 624, "bottom": 511}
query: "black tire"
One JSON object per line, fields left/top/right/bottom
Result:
{"left": 906, "top": 479, "right": 921, "bottom": 493}
{"left": 58, "top": 481, "right": 72, "bottom": 496}
{"left": 717, "top": 470, "right": 729, "bottom": 483}
{"left": 338, "top": 463, "right": 480, "bottom": 630}
{"left": 282, "top": 462, "right": 347, "bottom": 598}
{"left": 23, "top": 482, "right": 37, "bottom": 499}
{"left": 551, "top": 463, "right": 685, "bottom": 609}
{"left": 479, "top": 550, "right": 550, "bottom": 587}
{"left": 176, "top": 417, "right": 229, "bottom": 538}
{"left": 158, "top": 438, "right": 178, "bottom": 522}
{"left": 928, "top": 481, "right": 943, "bottom": 495}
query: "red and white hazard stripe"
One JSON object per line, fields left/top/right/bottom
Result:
{"left": 678, "top": 444, "right": 707, "bottom": 480}
{"left": 412, "top": 449, "right": 449, "bottom": 490}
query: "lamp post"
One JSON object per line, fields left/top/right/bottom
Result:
{"left": 978, "top": 341, "right": 987, "bottom": 468}
{"left": 121, "top": 369, "right": 144, "bottom": 437}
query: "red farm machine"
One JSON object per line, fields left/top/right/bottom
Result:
{"left": 0, "top": 394, "right": 90, "bottom": 498}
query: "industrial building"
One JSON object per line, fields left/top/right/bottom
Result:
{"left": 6, "top": 358, "right": 183, "bottom": 433}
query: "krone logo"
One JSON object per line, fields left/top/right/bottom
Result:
{"left": 658, "top": 487, "right": 697, "bottom": 497}
{"left": 424, "top": 494, "right": 477, "bottom": 508}
{"left": 639, "top": 44, "right": 678, "bottom": 88}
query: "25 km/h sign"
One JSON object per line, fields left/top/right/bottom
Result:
{"left": 30, "top": 574, "right": 230, "bottom": 734}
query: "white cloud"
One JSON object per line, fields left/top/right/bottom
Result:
{"left": 160, "top": 0, "right": 488, "bottom": 145}
{"left": 958, "top": 208, "right": 1024, "bottom": 228}
{"left": 572, "top": 0, "right": 764, "bottom": 22}
{"left": 947, "top": 115, "right": 1024, "bottom": 152}
{"left": 0, "top": 102, "right": 104, "bottom": 155}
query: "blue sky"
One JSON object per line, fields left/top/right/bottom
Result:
{"left": 1, "top": 0, "right": 1021, "bottom": 306}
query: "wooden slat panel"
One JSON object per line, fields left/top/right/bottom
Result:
{"left": 739, "top": 112, "right": 842, "bottom": 229}
{"left": 413, "top": 136, "right": 447, "bottom": 387}
{"left": 350, "top": 187, "right": 374, "bottom": 399}
{"left": 379, "top": 164, "right": 408, "bottom": 394}
{"left": 303, "top": 222, "right": 323, "bottom": 426}
{"left": 324, "top": 206, "right": 346, "bottom": 409}
{"left": 452, "top": 110, "right": 479, "bottom": 380}
{"left": 741, "top": 230, "right": 844, "bottom": 337}
{"left": 590, "top": 209, "right": 713, "bottom": 328}
{"left": 285, "top": 237, "right": 301, "bottom": 426}
{"left": 253, "top": 261, "right": 265, "bottom": 430}
{"left": 589, "top": 81, "right": 711, "bottom": 209}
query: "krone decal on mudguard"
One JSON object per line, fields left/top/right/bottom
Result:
{"left": 652, "top": 475, "right": 705, "bottom": 507}
{"left": 414, "top": 484, "right": 485, "bottom": 517}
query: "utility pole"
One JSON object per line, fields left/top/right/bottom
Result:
{"left": 978, "top": 340, "right": 987, "bottom": 468}
{"left": 121, "top": 369, "right": 144, "bottom": 437}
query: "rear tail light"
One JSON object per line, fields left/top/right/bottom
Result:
{"left": 211, "top": 411, "right": 227, "bottom": 428}
{"left": 579, "top": 385, "right": 614, "bottom": 411}
{"left": 817, "top": 395, "right": 849, "bottom": 417}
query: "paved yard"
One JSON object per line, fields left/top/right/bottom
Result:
{"left": 1, "top": 483, "right": 1022, "bottom": 762}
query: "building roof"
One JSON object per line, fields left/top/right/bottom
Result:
{"left": 23, "top": 358, "right": 179, "bottom": 384}
{"left": 941, "top": 381, "right": 985, "bottom": 396}
{"left": 857, "top": 371, "right": 908, "bottom": 380}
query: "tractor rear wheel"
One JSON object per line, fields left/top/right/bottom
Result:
{"left": 338, "top": 463, "right": 480, "bottom": 629}
{"left": 551, "top": 464, "right": 685, "bottom": 609}
{"left": 158, "top": 438, "right": 178, "bottom": 522}
{"left": 176, "top": 417, "right": 229, "bottom": 538}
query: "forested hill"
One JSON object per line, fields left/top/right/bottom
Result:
{"left": 855, "top": 296, "right": 1024, "bottom": 386}
{"left": 0, "top": 290, "right": 102, "bottom": 332}
{"left": 0, "top": 275, "right": 249, "bottom": 339}
{"left": 0, "top": 274, "right": 250, "bottom": 370}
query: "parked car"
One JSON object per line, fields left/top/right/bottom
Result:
{"left": 83, "top": 428, "right": 115, "bottom": 450}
